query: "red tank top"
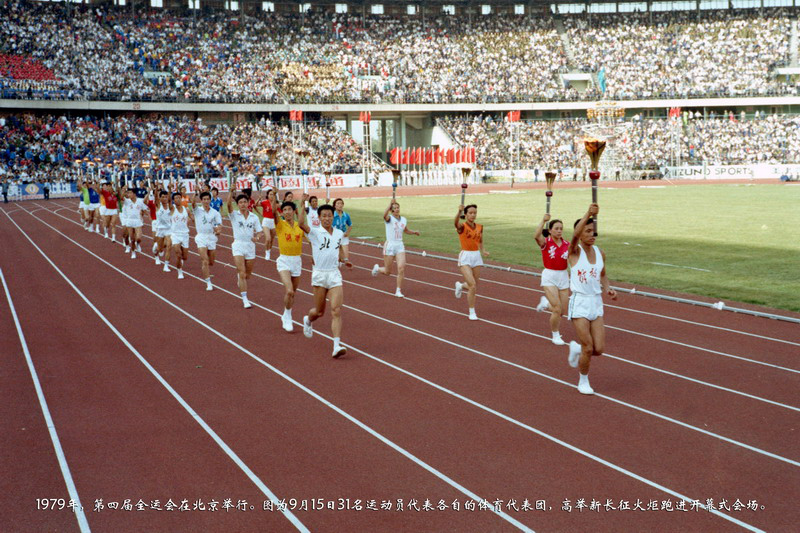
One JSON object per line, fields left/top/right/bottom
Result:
{"left": 100, "top": 190, "right": 118, "bottom": 210}
{"left": 261, "top": 200, "right": 275, "bottom": 219}
{"left": 540, "top": 237, "right": 569, "bottom": 271}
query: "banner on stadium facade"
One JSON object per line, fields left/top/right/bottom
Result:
{"left": 661, "top": 164, "right": 796, "bottom": 180}
{"left": 6, "top": 181, "right": 78, "bottom": 201}
{"left": 179, "top": 173, "right": 364, "bottom": 193}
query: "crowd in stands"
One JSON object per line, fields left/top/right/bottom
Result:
{"left": 0, "top": 113, "right": 371, "bottom": 184}
{"left": 566, "top": 9, "right": 794, "bottom": 100}
{"left": 439, "top": 111, "right": 800, "bottom": 171}
{"left": 1, "top": 2, "right": 796, "bottom": 103}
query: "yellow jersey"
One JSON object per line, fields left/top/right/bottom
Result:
{"left": 276, "top": 217, "right": 304, "bottom": 256}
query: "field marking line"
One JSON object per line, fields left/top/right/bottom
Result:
{"left": 10, "top": 207, "right": 533, "bottom": 533}
{"left": 25, "top": 204, "right": 800, "bottom": 470}
{"left": 649, "top": 262, "right": 713, "bottom": 272}
{"left": 14, "top": 207, "right": 769, "bottom": 533}
{"left": 3, "top": 212, "right": 310, "bottom": 533}
{"left": 0, "top": 268, "right": 92, "bottom": 533}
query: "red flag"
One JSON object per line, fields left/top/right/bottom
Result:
{"left": 289, "top": 110, "right": 295, "bottom": 121}
{"left": 425, "top": 148, "right": 433, "bottom": 165}
{"left": 390, "top": 147, "right": 399, "bottom": 165}
{"left": 403, "top": 148, "right": 410, "bottom": 165}
{"left": 455, "top": 149, "right": 463, "bottom": 164}
{"left": 416, "top": 147, "right": 423, "bottom": 165}
{"left": 506, "top": 110, "right": 521, "bottom": 122}
{"left": 469, "top": 147, "right": 476, "bottom": 163}
{"left": 446, "top": 149, "right": 455, "bottom": 164}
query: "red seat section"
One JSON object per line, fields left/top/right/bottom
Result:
{"left": 0, "top": 54, "right": 59, "bottom": 81}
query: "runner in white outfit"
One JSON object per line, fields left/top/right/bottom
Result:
{"left": 120, "top": 188, "right": 149, "bottom": 259}
{"left": 227, "top": 187, "right": 264, "bottom": 308}
{"left": 566, "top": 204, "right": 617, "bottom": 395}
{"left": 192, "top": 191, "right": 222, "bottom": 291}
{"left": 371, "top": 200, "right": 420, "bottom": 298}
{"left": 154, "top": 190, "right": 173, "bottom": 270}
{"left": 169, "top": 192, "right": 192, "bottom": 279}
{"left": 299, "top": 195, "right": 352, "bottom": 358}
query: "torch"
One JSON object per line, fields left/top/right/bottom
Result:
{"left": 583, "top": 138, "right": 606, "bottom": 236}
{"left": 544, "top": 171, "right": 556, "bottom": 215}
{"left": 460, "top": 167, "right": 472, "bottom": 205}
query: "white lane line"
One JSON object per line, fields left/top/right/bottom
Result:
{"left": 0, "top": 268, "right": 92, "bottom": 533}
{"left": 3, "top": 213, "right": 310, "bottom": 533}
{"left": 31, "top": 206, "right": 800, "bottom": 461}
{"left": 10, "top": 208, "right": 533, "bottom": 533}
{"left": 16, "top": 207, "right": 767, "bottom": 533}
{"left": 342, "top": 242, "right": 800, "bottom": 347}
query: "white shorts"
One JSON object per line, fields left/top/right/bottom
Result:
{"left": 119, "top": 216, "right": 130, "bottom": 228}
{"left": 171, "top": 232, "right": 190, "bottom": 249}
{"left": 231, "top": 240, "right": 256, "bottom": 260}
{"left": 79, "top": 201, "right": 85, "bottom": 211}
{"left": 100, "top": 206, "right": 118, "bottom": 217}
{"left": 341, "top": 236, "right": 350, "bottom": 246}
{"left": 261, "top": 217, "right": 276, "bottom": 230}
{"left": 568, "top": 293, "right": 604, "bottom": 321}
{"left": 127, "top": 218, "right": 143, "bottom": 229}
{"left": 88, "top": 202, "right": 100, "bottom": 211}
{"left": 155, "top": 225, "right": 171, "bottom": 239}
{"left": 311, "top": 268, "right": 343, "bottom": 289}
{"left": 541, "top": 268, "right": 569, "bottom": 290}
{"left": 458, "top": 250, "right": 484, "bottom": 268}
{"left": 195, "top": 233, "right": 218, "bottom": 251}
{"left": 384, "top": 240, "right": 405, "bottom": 256}
{"left": 276, "top": 254, "right": 302, "bottom": 277}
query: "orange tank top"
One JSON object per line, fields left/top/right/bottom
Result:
{"left": 458, "top": 222, "right": 482, "bottom": 251}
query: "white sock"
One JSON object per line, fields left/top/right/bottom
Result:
{"left": 284, "top": 308, "right": 291, "bottom": 318}
{"left": 206, "top": 278, "right": 212, "bottom": 284}
{"left": 241, "top": 292, "right": 248, "bottom": 299}
{"left": 579, "top": 373, "right": 590, "bottom": 386}
{"left": 469, "top": 307, "right": 476, "bottom": 314}
{"left": 333, "top": 337, "right": 341, "bottom": 349}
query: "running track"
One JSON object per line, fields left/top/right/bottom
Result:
{"left": 1, "top": 196, "right": 798, "bottom": 532}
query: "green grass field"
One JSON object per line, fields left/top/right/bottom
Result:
{"left": 336, "top": 184, "right": 800, "bottom": 312}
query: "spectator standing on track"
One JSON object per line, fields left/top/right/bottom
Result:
{"left": 566, "top": 204, "right": 617, "bottom": 395}
{"left": 43, "top": 179, "right": 50, "bottom": 200}
{"left": 2, "top": 179, "right": 9, "bottom": 203}
{"left": 454, "top": 204, "right": 488, "bottom": 321}
{"left": 227, "top": 187, "right": 263, "bottom": 309}
{"left": 271, "top": 192, "right": 305, "bottom": 330}
{"left": 192, "top": 191, "right": 222, "bottom": 292}
{"left": 299, "top": 195, "right": 352, "bottom": 358}
{"left": 371, "top": 200, "right": 420, "bottom": 298}
{"left": 534, "top": 213, "right": 570, "bottom": 345}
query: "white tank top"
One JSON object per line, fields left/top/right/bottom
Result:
{"left": 170, "top": 206, "right": 190, "bottom": 235}
{"left": 570, "top": 245, "right": 603, "bottom": 296}
{"left": 156, "top": 205, "right": 172, "bottom": 229}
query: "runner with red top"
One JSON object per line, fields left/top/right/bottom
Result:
{"left": 98, "top": 182, "right": 120, "bottom": 242}
{"left": 534, "top": 214, "right": 570, "bottom": 345}
{"left": 259, "top": 188, "right": 277, "bottom": 260}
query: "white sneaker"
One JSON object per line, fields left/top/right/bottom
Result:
{"left": 104, "top": 232, "right": 109, "bottom": 239}
{"left": 395, "top": 289, "right": 404, "bottom": 298}
{"left": 578, "top": 376, "right": 594, "bottom": 395}
{"left": 468, "top": 311, "right": 478, "bottom": 321}
{"left": 177, "top": 269, "right": 184, "bottom": 280}
{"left": 371, "top": 264, "right": 379, "bottom": 277}
{"left": 206, "top": 282, "right": 213, "bottom": 291}
{"left": 94, "top": 227, "right": 100, "bottom": 234}
{"left": 551, "top": 333, "right": 566, "bottom": 346}
{"left": 125, "top": 246, "right": 131, "bottom": 253}
{"left": 332, "top": 345, "right": 347, "bottom": 359}
{"left": 136, "top": 243, "right": 141, "bottom": 252}
{"left": 454, "top": 282, "right": 463, "bottom": 299}
{"left": 163, "top": 263, "right": 170, "bottom": 273}
{"left": 536, "top": 296, "right": 549, "bottom": 312}
{"left": 152, "top": 243, "right": 158, "bottom": 254}
{"left": 568, "top": 341, "right": 581, "bottom": 368}
{"left": 303, "top": 316, "right": 313, "bottom": 338}
{"left": 110, "top": 236, "right": 115, "bottom": 243}
{"left": 242, "top": 297, "right": 252, "bottom": 309}
{"left": 130, "top": 251, "right": 136, "bottom": 259}
{"left": 282, "top": 314, "right": 293, "bottom": 332}
{"left": 155, "top": 256, "right": 161, "bottom": 265}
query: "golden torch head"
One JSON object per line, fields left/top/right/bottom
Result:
{"left": 391, "top": 169, "right": 402, "bottom": 182}
{"left": 583, "top": 138, "right": 607, "bottom": 171}
{"left": 461, "top": 167, "right": 472, "bottom": 182}
{"left": 545, "top": 172, "right": 557, "bottom": 191}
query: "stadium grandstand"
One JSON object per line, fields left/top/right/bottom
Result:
{"left": 3, "top": 0, "right": 800, "bottom": 190}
